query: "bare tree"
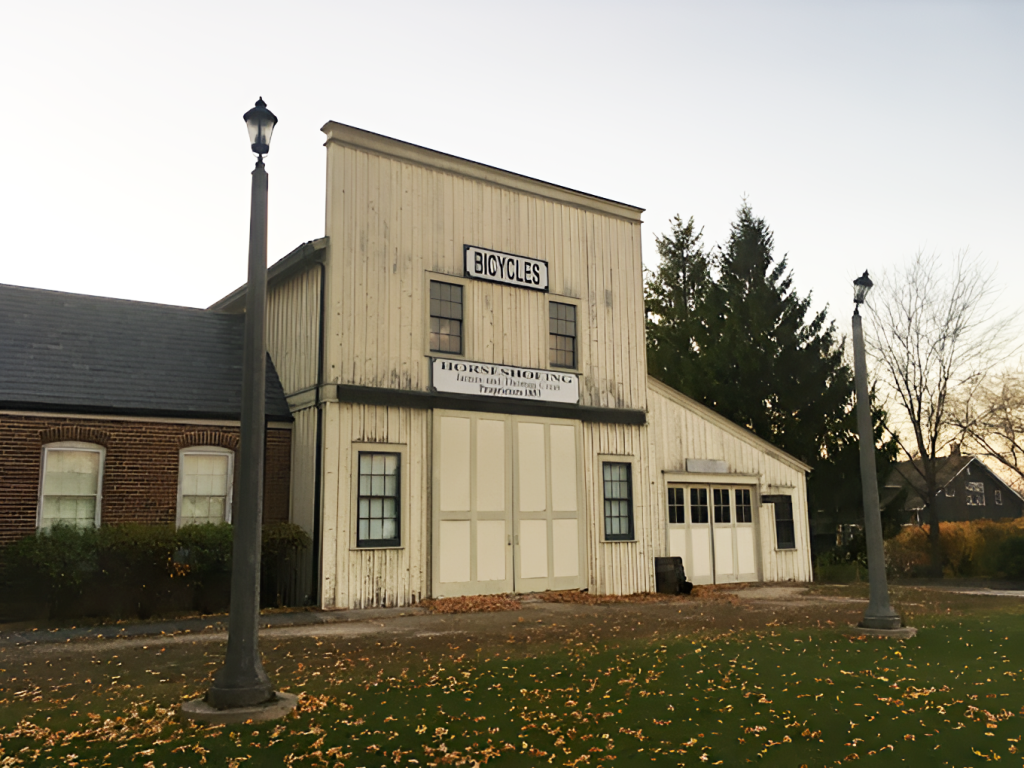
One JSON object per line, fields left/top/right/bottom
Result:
{"left": 867, "top": 250, "right": 1019, "bottom": 576}
{"left": 953, "top": 370, "right": 1024, "bottom": 492}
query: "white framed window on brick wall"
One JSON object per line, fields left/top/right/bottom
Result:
{"left": 177, "top": 446, "right": 234, "bottom": 526}
{"left": 38, "top": 441, "right": 105, "bottom": 529}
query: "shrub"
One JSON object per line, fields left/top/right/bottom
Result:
{"left": 885, "top": 518, "right": 1024, "bottom": 579}
{"left": 0, "top": 520, "right": 311, "bottom": 621}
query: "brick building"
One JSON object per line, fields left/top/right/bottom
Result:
{"left": 0, "top": 284, "right": 292, "bottom": 547}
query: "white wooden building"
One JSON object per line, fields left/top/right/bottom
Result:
{"left": 214, "top": 122, "right": 813, "bottom": 609}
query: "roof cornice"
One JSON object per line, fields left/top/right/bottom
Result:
{"left": 321, "top": 121, "right": 644, "bottom": 223}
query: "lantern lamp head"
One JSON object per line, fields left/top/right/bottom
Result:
{"left": 853, "top": 270, "right": 873, "bottom": 307}
{"left": 243, "top": 97, "right": 278, "bottom": 157}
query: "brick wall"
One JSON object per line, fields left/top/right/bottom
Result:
{"left": 0, "top": 413, "right": 291, "bottom": 546}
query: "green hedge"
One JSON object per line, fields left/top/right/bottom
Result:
{"left": 0, "top": 522, "right": 310, "bottom": 621}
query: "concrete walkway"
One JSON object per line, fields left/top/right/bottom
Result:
{"left": 0, "top": 605, "right": 427, "bottom": 647}
{"left": 4, "top": 582, "right": 1020, "bottom": 649}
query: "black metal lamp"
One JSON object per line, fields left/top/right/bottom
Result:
{"left": 853, "top": 271, "right": 873, "bottom": 307}
{"left": 243, "top": 98, "right": 278, "bottom": 157}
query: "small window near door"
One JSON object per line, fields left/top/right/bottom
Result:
{"left": 602, "top": 462, "right": 634, "bottom": 541}
{"left": 764, "top": 495, "right": 795, "bottom": 549}
{"left": 690, "top": 487, "right": 709, "bottom": 523}
{"left": 668, "top": 487, "right": 686, "bottom": 524}
{"left": 735, "top": 488, "right": 752, "bottom": 523}
{"left": 713, "top": 488, "right": 731, "bottom": 523}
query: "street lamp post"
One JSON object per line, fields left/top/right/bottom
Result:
{"left": 851, "top": 271, "right": 902, "bottom": 630}
{"left": 183, "top": 99, "right": 296, "bottom": 721}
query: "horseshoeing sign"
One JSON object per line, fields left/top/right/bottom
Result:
{"left": 433, "top": 359, "right": 579, "bottom": 404}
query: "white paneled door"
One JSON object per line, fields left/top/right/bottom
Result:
{"left": 667, "top": 484, "right": 759, "bottom": 585}
{"left": 432, "top": 411, "right": 585, "bottom": 597}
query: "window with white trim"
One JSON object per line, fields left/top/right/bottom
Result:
{"left": 602, "top": 462, "right": 634, "bottom": 541}
{"left": 178, "top": 447, "right": 234, "bottom": 526}
{"left": 357, "top": 452, "right": 401, "bottom": 547}
{"left": 965, "top": 481, "right": 985, "bottom": 506}
{"left": 38, "top": 442, "right": 104, "bottom": 529}
{"left": 995, "top": 490, "right": 1003, "bottom": 505}
{"left": 763, "top": 494, "right": 796, "bottom": 550}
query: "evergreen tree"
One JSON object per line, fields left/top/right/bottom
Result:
{"left": 706, "top": 202, "right": 850, "bottom": 466}
{"left": 644, "top": 216, "right": 714, "bottom": 401}
{"left": 645, "top": 202, "right": 899, "bottom": 549}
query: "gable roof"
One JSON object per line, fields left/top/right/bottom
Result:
{"left": 883, "top": 455, "right": 1022, "bottom": 509}
{"left": 0, "top": 284, "right": 291, "bottom": 422}
{"left": 647, "top": 375, "right": 813, "bottom": 473}
{"left": 210, "top": 237, "right": 327, "bottom": 313}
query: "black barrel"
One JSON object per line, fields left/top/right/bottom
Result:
{"left": 655, "top": 556, "right": 694, "bottom": 595}
{"left": 655, "top": 557, "right": 681, "bottom": 594}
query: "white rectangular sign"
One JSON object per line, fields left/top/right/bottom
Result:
{"left": 464, "top": 245, "right": 549, "bottom": 291}
{"left": 433, "top": 359, "right": 579, "bottom": 404}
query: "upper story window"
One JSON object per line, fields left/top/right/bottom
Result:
{"left": 178, "top": 447, "right": 234, "bottom": 526}
{"left": 430, "top": 281, "right": 463, "bottom": 354}
{"left": 549, "top": 302, "right": 577, "bottom": 368}
{"left": 995, "top": 490, "right": 1003, "bottom": 505}
{"left": 38, "top": 442, "right": 104, "bottom": 529}
{"left": 965, "top": 481, "right": 985, "bottom": 506}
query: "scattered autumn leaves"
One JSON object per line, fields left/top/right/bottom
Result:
{"left": 0, "top": 588, "right": 1022, "bottom": 766}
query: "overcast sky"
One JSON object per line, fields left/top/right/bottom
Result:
{"left": 2, "top": 0, "right": 1021, "bottom": 339}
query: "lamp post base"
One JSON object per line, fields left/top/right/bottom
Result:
{"left": 848, "top": 624, "right": 918, "bottom": 640}
{"left": 858, "top": 614, "right": 903, "bottom": 630}
{"left": 180, "top": 691, "right": 298, "bottom": 725}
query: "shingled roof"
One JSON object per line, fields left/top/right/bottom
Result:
{"left": 883, "top": 455, "right": 977, "bottom": 510}
{"left": 0, "top": 284, "right": 291, "bottom": 421}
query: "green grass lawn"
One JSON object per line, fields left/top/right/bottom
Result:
{"left": 1, "top": 588, "right": 1022, "bottom": 766}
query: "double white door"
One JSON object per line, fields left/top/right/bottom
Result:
{"left": 431, "top": 411, "right": 585, "bottom": 597}
{"left": 667, "top": 484, "right": 759, "bottom": 585}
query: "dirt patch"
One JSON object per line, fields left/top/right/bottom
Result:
{"left": 538, "top": 583, "right": 749, "bottom": 606}
{"left": 420, "top": 595, "right": 522, "bottom": 613}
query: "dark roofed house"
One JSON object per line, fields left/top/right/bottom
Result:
{"left": 0, "top": 284, "right": 292, "bottom": 547}
{"left": 881, "top": 447, "right": 1023, "bottom": 525}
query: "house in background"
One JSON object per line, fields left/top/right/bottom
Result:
{"left": 0, "top": 284, "right": 293, "bottom": 548}
{"left": 882, "top": 446, "right": 1023, "bottom": 525}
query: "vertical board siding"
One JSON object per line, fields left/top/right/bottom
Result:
{"left": 583, "top": 422, "right": 658, "bottom": 596}
{"left": 288, "top": 408, "right": 318, "bottom": 604}
{"left": 266, "top": 268, "right": 321, "bottom": 397}
{"left": 266, "top": 267, "right": 323, "bottom": 601}
{"left": 323, "top": 142, "right": 647, "bottom": 413}
{"left": 323, "top": 402, "right": 429, "bottom": 610}
{"left": 648, "top": 379, "right": 813, "bottom": 583}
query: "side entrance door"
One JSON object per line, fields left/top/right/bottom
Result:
{"left": 667, "top": 484, "right": 760, "bottom": 585}
{"left": 431, "top": 410, "right": 585, "bottom": 597}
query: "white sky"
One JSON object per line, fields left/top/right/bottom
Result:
{"left": 2, "top": 0, "right": 1021, "bottom": 339}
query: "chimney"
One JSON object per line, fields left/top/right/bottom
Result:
{"left": 950, "top": 442, "right": 961, "bottom": 457}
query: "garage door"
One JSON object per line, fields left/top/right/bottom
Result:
{"left": 666, "top": 484, "right": 759, "bottom": 585}
{"left": 431, "top": 411, "right": 585, "bottom": 597}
